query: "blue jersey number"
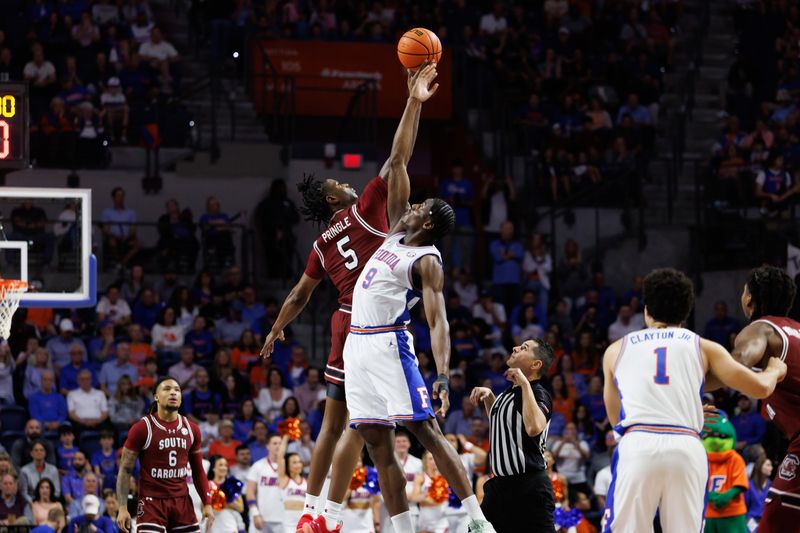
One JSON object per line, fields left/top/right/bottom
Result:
{"left": 653, "top": 347, "right": 670, "bottom": 385}
{"left": 361, "top": 267, "right": 377, "bottom": 289}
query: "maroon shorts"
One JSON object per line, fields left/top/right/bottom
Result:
{"left": 136, "top": 494, "right": 199, "bottom": 533}
{"left": 325, "top": 307, "right": 351, "bottom": 386}
{"left": 760, "top": 438, "right": 800, "bottom": 532}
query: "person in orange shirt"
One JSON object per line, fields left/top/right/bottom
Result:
{"left": 207, "top": 419, "right": 242, "bottom": 464}
{"left": 704, "top": 409, "right": 749, "bottom": 533}
{"left": 127, "top": 324, "right": 155, "bottom": 374}
{"left": 551, "top": 374, "right": 575, "bottom": 423}
{"left": 230, "top": 329, "right": 260, "bottom": 373}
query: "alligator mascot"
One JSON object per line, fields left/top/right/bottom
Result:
{"left": 703, "top": 408, "right": 749, "bottom": 533}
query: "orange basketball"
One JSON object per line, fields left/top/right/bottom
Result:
{"left": 397, "top": 28, "right": 442, "bottom": 71}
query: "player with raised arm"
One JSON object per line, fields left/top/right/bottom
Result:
{"left": 259, "top": 64, "right": 440, "bottom": 532}
{"left": 302, "top": 156, "right": 496, "bottom": 533}
{"left": 601, "top": 268, "right": 786, "bottom": 533}
{"left": 116, "top": 376, "right": 214, "bottom": 533}
{"left": 704, "top": 265, "right": 800, "bottom": 532}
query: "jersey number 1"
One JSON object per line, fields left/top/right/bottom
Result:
{"left": 653, "top": 347, "right": 670, "bottom": 385}
{"left": 336, "top": 236, "right": 358, "bottom": 270}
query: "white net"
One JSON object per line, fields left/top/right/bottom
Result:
{"left": 0, "top": 280, "right": 27, "bottom": 340}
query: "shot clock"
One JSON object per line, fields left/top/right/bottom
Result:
{"left": 0, "top": 82, "right": 29, "bottom": 169}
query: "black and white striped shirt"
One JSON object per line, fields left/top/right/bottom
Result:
{"left": 488, "top": 380, "right": 552, "bottom": 476}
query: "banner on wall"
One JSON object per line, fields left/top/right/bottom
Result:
{"left": 250, "top": 40, "right": 452, "bottom": 119}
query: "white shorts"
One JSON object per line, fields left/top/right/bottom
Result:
{"left": 602, "top": 428, "right": 708, "bottom": 533}
{"left": 343, "top": 326, "right": 435, "bottom": 427}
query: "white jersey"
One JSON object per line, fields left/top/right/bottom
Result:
{"left": 247, "top": 457, "right": 284, "bottom": 523}
{"left": 343, "top": 485, "right": 375, "bottom": 533}
{"left": 283, "top": 477, "right": 306, "bottom": 532}
{"left": 614, "top": 327, "right": 705, "bottom": 435}
{"left": 351, "top": 232, "right": 442, "bottom": 328}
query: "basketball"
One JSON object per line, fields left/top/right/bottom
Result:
{"left": 397, "top": 28, "right": 442, "bottom": 71}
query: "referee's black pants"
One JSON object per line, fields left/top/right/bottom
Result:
{"left": 481, "top": 470, "right": 554, "bottom": 532}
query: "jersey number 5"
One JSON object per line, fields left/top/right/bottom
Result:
{"left": 653, "top": 347, "right": 670, "bottom": 385}
{"left": 336, "top": 236, "right": 358, "bottom": 270}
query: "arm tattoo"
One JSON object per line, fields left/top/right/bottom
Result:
{"left": 116, "top": 448, "right": 139, "bottom": 508}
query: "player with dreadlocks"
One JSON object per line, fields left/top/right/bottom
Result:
{"left": 259, "top": 63, "right": 440, "bottom": 533}
{"left": 705, "top": 265, "right": 798, "bottom": 531}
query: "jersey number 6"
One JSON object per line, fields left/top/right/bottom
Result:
{"left": 336, "top": 236, "right": 358, "bottom": 270}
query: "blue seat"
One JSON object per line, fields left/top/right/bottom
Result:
{"left": 0, "top": 430, "right": 23, "bottom": 453}
{"left": 0, "top": 406, "right": 29, "bottom": 433}
{"left": 79, "top": 431, "right": 102, "bottom": 458}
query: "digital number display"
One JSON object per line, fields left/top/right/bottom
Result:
{"left": 0, "top": 82, "right": 29, "bottom": 169}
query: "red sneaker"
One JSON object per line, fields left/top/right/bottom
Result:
{"left": 301, "top": 514, "right": 342, "bottom": 533}
{"left": 295, "top": 514, "right": 314, "bottom": 532}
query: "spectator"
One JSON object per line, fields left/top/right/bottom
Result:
{"left": 62, "top": 450, "right": 89, "bottom": 507}
{"left": 185, "top": 316, "right": 214, "bottom": 360}
{"left": 229, "top": 445, "right": 252, "bottom": 485}
{"left": 66, "top": 472, "right": 104, "bottom": 519}
{"left": 11, "top": 420, "right": 56, "bottom": 469}
{"left": 233, "top": 400, "right": 259, "bottom": 443}
{"left": 131, "top": 288, "right": 161, "bottom": 335}
{"left": 472, "top": 291, "right": 507, "bottom": 332}
{"left": 522, "top": 233, "right": 552, "bottom": 322}
{"left": 87, "top": 320, "right": 116, "bottom": 367}
{"left": 28, "top": 371, "right": 67, "bottom": 432}
{"left": 285, "top": 346, "right": 309, "bottom": 388}
{"left": 571, "top": 331, "right": 599, "bottom": 377}
{"left": 19, "top": 441, "right": 60, "bottom": 503}
{"left": 59, "top": 343, "right": 97, "bottom": 395}
{"left": 184, "top": 368, "right": 219, "bottom": 423}
{"left": 66, "top": 370, "right": 110, "bottom": 433}
{"left": 453, "top": 268, "right": 479, "bottom": 310}
{"left": 20, "top": 341, "right": 49, "bottom": 398}
{"left": 100, "top": 187, "right": 141, "bottom": 268}
{"left": 108, "top": 375, "right": 144, "bottom": 433}
{"left": 232, "top": 329, "right": 261, "bottom": 374}
{"left": 247, "top": 421, "right": 271, "bottom": 463}
{"left": 168, "top": 346, "right": 201, "bottom": 392}
{"left": 24, "top": 43, "right": 57, "bottom": 116}
{"left": 557, "top": 239, "right": 590, "bottom": 307}
{"left": 581, "top": 376, "right": 608, "bottom": 432}
{"left": 199, "top": 196, "right": 237, "bottom": 266}
{"left": 607, "top": 304, "right": 640, "bottom": 342}
{"left": 444, "top": 397, "right": 482, "bottom": 436}
{"left": 287, "top": 420, "right": 315, "bottom": 468}
{"left": 151, "top": 307, "right": 185, "bottom": 360}
{"left": 119, "top": 265, "right": 148, "bottom": 305}
{"left": 90, "top": 432, "right": 116, "bottom": 490}
{"left": 439, "top": 160, "right": 475, "bottom": 270}
{"left": 480, "top": 173, "right": 516, "bottom": 241}
{"left": 489, "top": 221, "right": 524, "bottom": 313}
{"left": 8, "top": 201, "right": 55, "bottom": 266}
{"left": 67, "top": 494, "right": 112, "bottom": 533}
{"left": 219, "top": 374, "right": 246, "bottom": 418}
{"left": 127, "top": 324, "right": 155, "bottom": 373}
{"left": 256, "top": 368, "right": 292, "bottom": 422}
{"left": 550, "top": 374, "right": 574, "bottom": 423}
{"left": 755, "top": 152, "right": 799, "bottom": 215}
{"left": 46, "top": 319, "right": 86, "bottom": 371}
{"left": 139, "top": 26, "right": 179, "bottom": 69}
{"left": 616, "top": 93, "right": 652, "bottom": 126}
{"left": 35, "top": 97, "right": 76, "bottom": 168}
{"left": 95, "top": 286, "right": 132, "bottom": 329}
{"left": 592, "top": 432, "right": 617, "bottom": 510}
{"left": 208, "top": 420, "right": 242, "bottom": 464}
{"left": 92, "top": 0, "right": 120, "bottom": 26}
{"left": 254, "top": 179, "right": 300, "bottom": 279}
{"left": 156, "top": 199, "right": 198, "bottom": 270}
{"left": 130, "top": 12, "right": 155, "bottom": 43}
{"left": 0, "top": 474, "right": 31, "bottom": 525}
{"left": 98, "top": 342, "right": 137, "bottom": 396}
{"left": 551, "top": 423, "right": 591, "bottom": 499}
{"left": 731, "top": 396, "right": 766, "bottom": 451}
{"left": 293, "top": 367, "right": 325, "bottom": 415}
{"left": 703, "top": 302, "right": 740, "bottom": 347}
{"left": 30, "top": 481, "right": 62, "bottom": 527}
{"left": 745, "top": 456, "right": 772, "bottom": 528}
{"left": 0, "top": 342, "right": 14, "bottom": 405}
{"left": 56, "top": 426, "right": 77, "bottom": 474}
{"left": 168, "top": 286, "right": 199, "bottom": 333}
{"left": 512, "top": 305, "right": 544, "bottom": 345}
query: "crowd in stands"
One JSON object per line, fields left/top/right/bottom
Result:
{"left": 710, "top": 0, "right": 800, "bottom": 216}
{"left": 0, "top": 0, "right": 184, "bottom": 168}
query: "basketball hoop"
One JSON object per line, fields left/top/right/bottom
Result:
{"left": 0, "top": 280, "right": 27, "bottom": 340}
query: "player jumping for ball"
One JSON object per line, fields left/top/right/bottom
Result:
{"left": 302, "top": 159, "right": 496, "bottom": 531}
{"left": 705, "top": 265, "right": 800, "bottom": 532}
{"left": 260, "top": 63, "right": 440, "bottom": 532}
{"left": 116, "top": 376, "right": 214, "bottom": 533}
{"left": 601, "top": 268, "right": 787, "bottom": 532}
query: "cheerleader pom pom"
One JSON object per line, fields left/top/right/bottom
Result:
{"left": 447, "top": 487, "right": 461, "bottom": 509}
{"left": 365, "top": 467, "right": 381, "bottom": 495}
{"left": 553, "top": 507, "right": 583, "bottom": 529}
{"left": 350, "top": 467, "right": 367, "bottom": 490}
{"left": 428, "top": 476, "right": 449, "bottom": 504}
{"left": 277, "top": 418, "right": 301, "bottom": 440}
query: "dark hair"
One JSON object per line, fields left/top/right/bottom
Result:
{"left": 427, "top": 198, "right": 455, "bottom": 241}
{"left": 281, "top": 397, "right": 300, "bottom": 418}
{"left": 149, "top": 376, "right": 180, "bottom": 414}
{"left": 751, "top": 455, "right": 772, "bottom": 490}
{"left": 285, "top": 452, "right": 300, "bottom": 474}
{"left": 207, "top": 455, "right": 226, "bottom": 480}
{"left": 235, "top": 444, "right": 250, "bottom": 454}
{"left": 297, "top": 173, "right": 330, "bottom": 225}
{"left": 111, "top": 187, "right": 124, "bottom": 197}
{"left": 746, "top": 265, "right": 796, "bottom": 318}
{"left": 532, "top": 338, "right": 555, "bottom": 375}
{"left": 643, "top": 268, "right": 694, "bottom": 325}
{"left": 518, "top": 305, "right": 538, "bottom": 328}
{"left": 33, "top": 478, "right": 58, "bottom": 503}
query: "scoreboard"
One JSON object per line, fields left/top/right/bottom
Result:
{"left": 0, "top": 82, "right": 29, "bottom": 169}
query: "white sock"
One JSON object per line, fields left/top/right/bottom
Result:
{"left": 323, "top": 500, "right": 344, "bottom": 530}
{"left": 304, "top": 493, "right": 320, "bottom": 516}
{"left": 390, "top": 511, "right": 415, "bottom": 533}
{"left": 461, "top": 495, "right": 487, "bottom": 522}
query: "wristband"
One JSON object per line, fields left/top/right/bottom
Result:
{"left": 246, "top": 500, "right": 257, "bottom": 506}
{"left": 435, "top": 374, "right": 449, "bottom": 396}
{"left": 249, "top": 505, "right": 260, "bottom": 518}
{"left": 463, "top": 441, "right": 474, "bottom": 452}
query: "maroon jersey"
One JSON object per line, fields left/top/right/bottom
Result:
{"left": 124, "top": 413, "right": 202, "bottom": 499}
{"left": 756, "top": 316, "right": 800, "bottom": 439}
{"left": 304, "top": 176, "right": 389, "bottom": 306}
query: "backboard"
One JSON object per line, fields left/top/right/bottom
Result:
{"left": 0, "top": 187, "right": 96, "bottom": 308}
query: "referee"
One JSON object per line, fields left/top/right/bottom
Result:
{"left": 470, "top": 338, "right": 555, "bottom": 532}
